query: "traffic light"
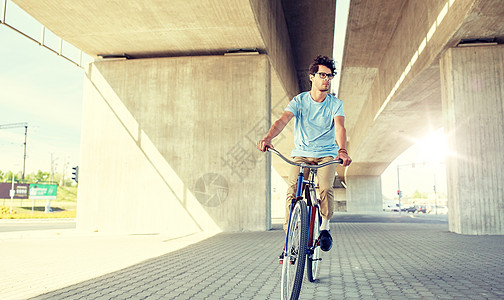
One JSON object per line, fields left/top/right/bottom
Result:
{"left": 72, "top": 166, "right": 79, "bottom": 183}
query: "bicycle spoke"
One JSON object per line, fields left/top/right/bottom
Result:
{"left": 281, "top": 201, "right": 308, "bottom": 300}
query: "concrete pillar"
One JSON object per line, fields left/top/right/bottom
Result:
{"left": 440, "top": 45, "right": 504, "bottom": 235}
{"left": 77, "top": 54, "right": 272, "bottom": 234}
{"left": 345, "top": 176, "right": 382, "bottom": 213}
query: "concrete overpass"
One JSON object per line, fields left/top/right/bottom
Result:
{"left": 339, "top": 0, "right": 504, "bottom": 234}
{"left": 10, "top": 0, "right": 504, "bottom": 235}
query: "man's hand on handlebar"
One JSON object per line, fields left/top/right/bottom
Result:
{"left": 336, "top": 152, "right": 352, "bottom": 167}
{"left": 256, "top": 139, "right": 273, "bottom": 152}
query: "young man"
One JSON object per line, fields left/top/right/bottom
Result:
{"left": 257, "top": 55, "right": 352, "bottom": 252}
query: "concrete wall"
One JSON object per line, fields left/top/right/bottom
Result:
{"left": 345, "top": 176, "right": 382, "bottom": 213}
{"left": 77, "top": 55, "right": 271, "bottom": 234}
{"left": 440, "top": 45, "right": 504, "bottom": 235}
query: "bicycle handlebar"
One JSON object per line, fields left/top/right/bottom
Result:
{"left": 266, "top": 147, "right": 342, "bottom": 169}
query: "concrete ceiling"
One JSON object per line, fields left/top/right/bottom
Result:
{"left": 12, "top": 0, "right": 335, "bottom": 93}
{"left": 11, "top": 0, "right": 336, "bottom": 180}
{"left": 12, "top": 0, "right": 266, "bottom": 58}
{"left": 11, "top": 0, "right": 504, "bottom": 179}
{"left": 339, "top": 0, "right": 408, "bottom": 136}
{"left": 282, "top": 0, "right": 336, "bottom": 92}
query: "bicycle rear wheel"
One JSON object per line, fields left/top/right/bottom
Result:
{"left": 307, "top": 204, "right": 321, "bottom": 282}
{"left": 281, "top": 200, "right": 308, "bottom": 300}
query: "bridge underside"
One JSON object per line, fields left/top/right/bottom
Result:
{"left": 339, "top": 0, "right": 504, "bottom": 176}
{"left": 12, "top": 0, "right": 504, "bottom": 234}
{"left": 11, "top": 0, "right": 337, "bottom": 233}
{"left": 338, "top": 0, "right": 504, "bottom": 233}
{"left": 12, "top": 0, "right": 337, "bottom": 178}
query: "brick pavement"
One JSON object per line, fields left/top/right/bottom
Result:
{"left": 29, "top": 214, "right": 504, "bottom": 300}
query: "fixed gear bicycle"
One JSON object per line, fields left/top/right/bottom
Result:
{"left": 267, "top": 147, "right": 341, "bottom": 300}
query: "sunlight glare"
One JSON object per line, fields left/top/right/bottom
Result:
{"left": 416, "top": 128, "right": 449, "bottom": 163}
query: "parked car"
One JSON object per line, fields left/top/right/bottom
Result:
{"left": 405, "top": 206, "right": 417, "bottom": 213}
{"left": 383, "top": 203, "right": 401, "bottom": 212}
{"left": 417, "top": 205, "right": 428, "bottom": 213}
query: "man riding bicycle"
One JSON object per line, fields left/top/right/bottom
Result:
{"left": 257, "top": 55, "right": 352, "bottom": 252}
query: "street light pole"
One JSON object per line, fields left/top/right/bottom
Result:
{"left": 396, "top": 162, "right": 417, "bottom": 213}
{"left": 22, "top": 124, "right": 28, "bottom": 181}
{"left": 0, "top": 122, "right": 28, "bottom": 181}
{"left": 433, "top": 172, "right": 438, "bottom": 215}
{"left": 397, "top": 165, "right": 401, "bottom": 214}
{"left": 10, "top": 171, "right": 15, "bottom": 214}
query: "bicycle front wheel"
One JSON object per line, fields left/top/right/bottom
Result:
{"left": 307, "top": 204, "right": 321, "bottom": 282}
{"left": 281, "top": 200, "right": 308, "bottom": 300}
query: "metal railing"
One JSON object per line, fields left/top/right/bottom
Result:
{"left": 0, "top": 0, "right": 89, "bottom": 68}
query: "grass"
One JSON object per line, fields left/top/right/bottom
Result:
{"left": 0, "top": 185, "right": 77, "bottom": 219}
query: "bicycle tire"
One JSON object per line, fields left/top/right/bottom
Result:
{"left": 307, "top": 204, "right": 321, "bottom": 282}
{"left": 281, "top": 200, "right": 308, "bottom": 300}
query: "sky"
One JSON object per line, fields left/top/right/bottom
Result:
{"left": 332, "top": 0, "right": 350, "bottom": 95}
{"left": 380, "top": 129, "right": 448, "bottom": 201}
{"left": 0, "top": 1, "right": 87, "bottom": 178}
{"left": 0, "top": 0, "right": 448, "bottom": 200}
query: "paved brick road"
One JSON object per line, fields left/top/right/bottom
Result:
{"left": 31, "top": 215, "right": 504, "bottom": 299}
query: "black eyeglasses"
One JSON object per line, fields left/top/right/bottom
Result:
{"left": 312, "top": 72, "right": 335, "bottom": 80}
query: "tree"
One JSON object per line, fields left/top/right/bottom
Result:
{"left": 2, "top": 171, "right": 22, "bottom": 183}
{"left": 1, "top": 170, "right": 50, "bottom": 183}
{"left": 23, "top": 170, "right": 49, "bottom": 183}
{"left": 412, "top": 189, "right": 422, "bottom": 199}
{"left": 35, "top": 170, "right": 50, "bottom": 182}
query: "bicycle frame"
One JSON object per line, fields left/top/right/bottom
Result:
{"left": 269, "top": 147, "right": 341, "bottom": 299}
{"left": 284, "top": 164, "right": 310, "bottom": 256}
{"left": 304, "top": 172, "right": 320, "bottom": 249}
{"left": 267, "top": 148, "right": 341, "bottom": 257}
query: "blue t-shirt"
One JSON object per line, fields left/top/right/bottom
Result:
{"left": 285, "top": 92, "right": 345, "bottom": 158}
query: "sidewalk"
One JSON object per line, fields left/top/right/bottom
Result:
{"left": 2, "top": 214, "right": 504, "bottom": 299}
{"left": 0, "top": 220, "right": 217, "bottom": 300}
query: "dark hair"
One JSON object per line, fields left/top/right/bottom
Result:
{"left": 308, "top": 55, "right": 336, "bottom": 75}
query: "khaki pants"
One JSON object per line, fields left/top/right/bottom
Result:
{"left": 284, "top": 156, "right": 336, "bottom": 231}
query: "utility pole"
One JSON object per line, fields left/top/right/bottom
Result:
{"left": 10, "top": 171, "right": 15, "bottom": 214}
{"left": 397, "top": 165, "right": 402, "bottom": 214}
{"left": 433, "top": 172, "right": 438, "bottom": 215}
{"left": 22, "top": 124, "right": 28, "bottom": 181}
{"left": 0, "top": 122, "right": 28, "bottom": 180}
{"left": 50, "top": 153, "right": 59, "bottom": 183}
{"left": 396, "top": 162, "right": 417, "bottom": 214}
{"left": 60, "top": 155, "right": 69, "bottom": 186}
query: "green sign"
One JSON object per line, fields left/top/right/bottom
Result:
{"left": 29, "top": 184, "right": 58, "bottom": 200}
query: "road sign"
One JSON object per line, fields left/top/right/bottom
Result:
{"left": 28, "top": 184, "right": 57, "bottom": 200}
